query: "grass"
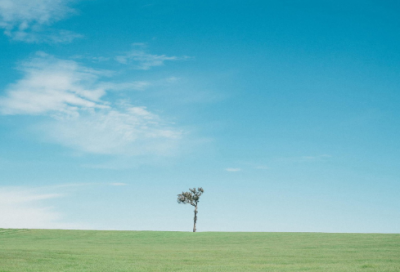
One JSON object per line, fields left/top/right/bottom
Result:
{"left": 0, "top": 229, "right": 399, "bottom": 271}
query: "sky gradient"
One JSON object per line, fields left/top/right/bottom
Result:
{"left": 0, "top": 0, "right": 399, "bottom": 233}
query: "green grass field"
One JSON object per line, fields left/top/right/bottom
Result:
{"left": 0, "top": 229, "right": 399, "bottom": 272}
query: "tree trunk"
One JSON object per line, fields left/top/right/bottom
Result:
{"left": 193, "top": 205, "right": 198, "bottom": 232}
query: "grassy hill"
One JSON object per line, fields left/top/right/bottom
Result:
{"left": 0, "top": 229, "right": 399, "bottom": 271}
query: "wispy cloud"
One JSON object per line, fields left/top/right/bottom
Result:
{"left": 0, "top": 53, "right": 182, "bottom": 155}
{"left": 0, "top": 0, "right": 82, "bottom": 43}
{"left": 0, "top": 52, "right": 109, "bottom": 116}
{"left": 115, "top": 43, "right": 188, "bottom": 70}
{"left": 99, "top": 81, "right": 150, "bottom": 92}
{"left": 225, "top": 168, "right": 241, "bottom": 172}
{"left": 0, "top": 187, "right": 88, "bottom": 229}
{"left": 39, "top": 105, "right": 181, "bottom": 155}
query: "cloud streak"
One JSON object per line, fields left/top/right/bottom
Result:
{"left": 0, "top": 0, "right": 81, "bottom": 43}
{"left": 41, "top": 105, "right": 181, "bottom": 155}
{"left": 0, "top": 52, "right": 109, "bottom": 116}
{"left": 0, "top": 187, "right": 87, "bottom": 229}
{"left": 116, "top": 44, "right": 187, "bottom": 70}
{"left": 225, "top": 168, "right": 241, "bottom": 172}
{"left": 0, "top": 53, "right": 182, "bottom": 155}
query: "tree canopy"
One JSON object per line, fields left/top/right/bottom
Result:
{"left": 177, "top": 187, "right": 204, "bottom": 206}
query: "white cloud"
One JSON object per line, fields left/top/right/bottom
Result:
{"left": 99, "top": 81, "right": 150, "bottom": 92}
{"left": 10, "top": 29, "right": 82, "bottom": 43}
{"left": 0, "top": 187, "right": 87, "bottom": 229}
{"left": 115, "top": 44, "right": 184, "bottom": 70}
{"left": 0, "top": 53, "right": 182, "bottom": 155}
{"left": 225, "top": 168, "right": 241, "bottom": 172}
{"left": 0, "top": 52, "right": 109, "bottom": 116}
{"left": 0, "top": 0, "right": 81, "bottom": 43}
{"left": 42, "top": 106, "right": 181, "bottom": 155}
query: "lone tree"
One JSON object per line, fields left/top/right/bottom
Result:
{"left": 177, "top": 187, "right": 204, "bottom": 232}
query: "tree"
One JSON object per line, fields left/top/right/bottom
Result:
{"left": 177, "top": 187, "right": 204, "bottom": 232}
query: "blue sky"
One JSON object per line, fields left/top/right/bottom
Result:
{"left": 0, "top": 0, "right": 399, "bottom": 232}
